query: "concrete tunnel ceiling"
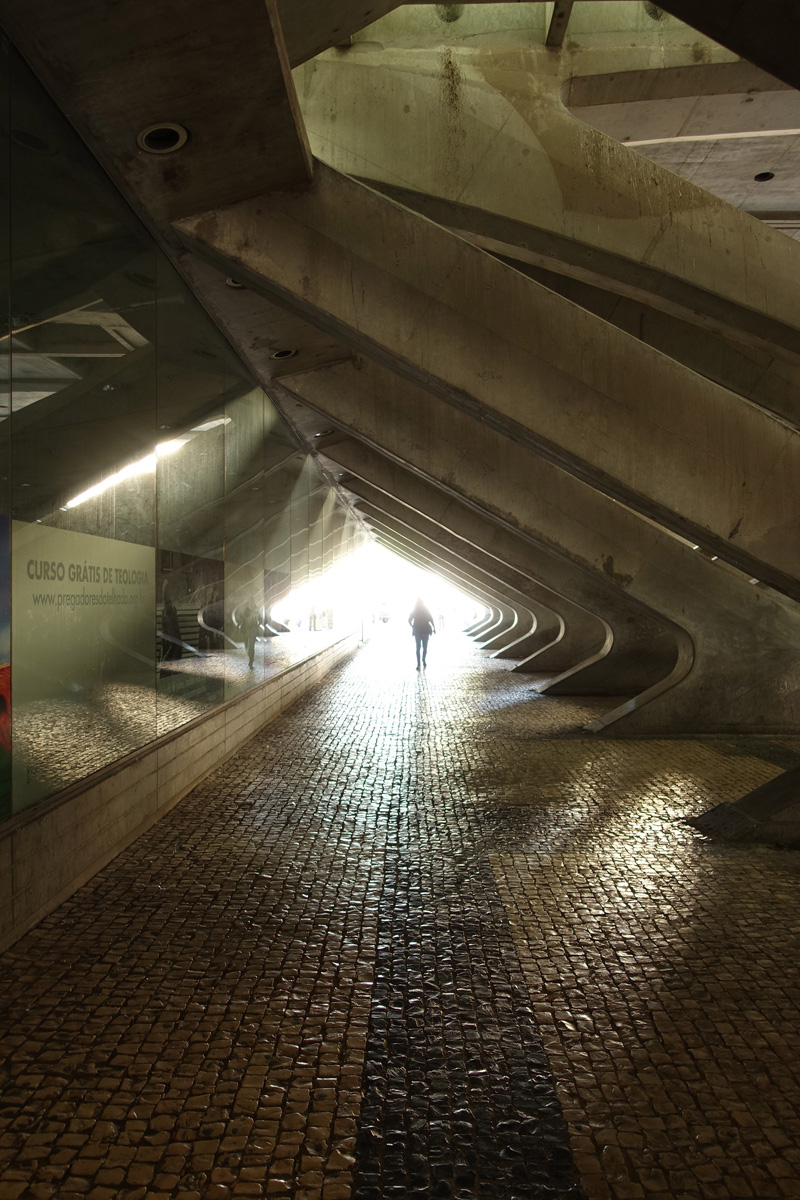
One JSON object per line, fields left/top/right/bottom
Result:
{"left": 3, "top": 0, "right": 800, "bottom": 737}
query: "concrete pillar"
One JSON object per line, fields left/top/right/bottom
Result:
{"left": 467, "top": 610, "right": 500, "bottom": 639}
{"left": 474, "top": 602, "right": 518, "bottom": 647}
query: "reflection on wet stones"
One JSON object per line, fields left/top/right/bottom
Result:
{"left": 14, "top": 632, "right": 344, "bottom": 799}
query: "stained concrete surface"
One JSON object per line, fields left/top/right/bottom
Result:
{"left": 1, "top": 628, "right": 799, "bottom": 1200}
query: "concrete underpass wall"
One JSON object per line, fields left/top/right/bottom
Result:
{"left": 0, "top": 633, "right": 359, "bottom": 953}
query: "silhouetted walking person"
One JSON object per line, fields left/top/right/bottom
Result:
{"left": 238, "top": 604, "right": 260, "bottom": 669}
{"left": 409, "top": 599, "right": 436, "bottom": 670}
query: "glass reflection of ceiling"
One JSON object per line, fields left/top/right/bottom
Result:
{"left": 2, "top": 300, "right": 149, "bottom": 413}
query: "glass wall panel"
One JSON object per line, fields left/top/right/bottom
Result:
{"left": 1, "top": 41, "right": 364, "bottom": 824}
{"left": 0, "top": 39, "right": 10, "bottom": 821}
{"left": 223, "top": 385, "right": 267, "bottom": 699}
{"left": 264, "top": 435, "right": 303, "bottom": 641}
{"left": 289, "top": 455, "right": 312, "bottom": 625}
{"left": 154, "top": 257, "right": 232, "bottom": 729}
{"left": 7, "top": 44, "right": 158, "bottom": 812}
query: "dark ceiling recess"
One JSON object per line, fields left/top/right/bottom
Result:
{"left": 754, "top": 171, "right": 775, "bottom": 182}
{"left": 136, "top": 123, "right": 189, "bottom": 154}
{"left": 658, "top": 1, "right": 800, "bottom": 93}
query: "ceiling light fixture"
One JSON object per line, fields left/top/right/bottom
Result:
{"left": 271, "top": 348, "right": 298, "bottom": 360}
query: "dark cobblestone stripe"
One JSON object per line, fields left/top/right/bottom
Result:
{"left": 353, "top": 692, "right": 586, "bottom": 1200}
{"left": 355, "top": 857, "right": 585, "bottom": 1200}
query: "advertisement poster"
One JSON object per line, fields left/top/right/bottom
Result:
{"left": 12, "top": 522, "right": 155, "bottom": 809}
{"left": 12, "top": 522, "right": 155, "bottom": 702}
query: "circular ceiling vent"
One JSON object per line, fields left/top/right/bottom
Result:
{"left": 136, "top": 123, "right": 189, "bottom": 154}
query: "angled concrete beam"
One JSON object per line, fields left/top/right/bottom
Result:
{"left": 503, "top": 258, "right": 800, "bottom": 431}
{"left": 463, "top": 600, "right": 503, "bottom": 639}
{"left": 299, "top": 48, "right": 800, "bottom": 363}
{"left": 177, "top": 162, "right": 800, "bottom": 600}
{"left": 279, "top": 1, "right": 404, "bottom": 67}
{"left": 363, "top": 180, "right": 800, "bottom": 404}
{"left": 450, "top": 574, "right": 553, "bottom": 661}
{"left": 495, "top": 620, "right": 562, "bottom": 665}
{"left": 465, "top": 598, "right": 510, "bottom": 643}
{"left": 482, "top": 605, "right": 537, "bottom": 650}
{"left": 476, "top": 604, "right": 521, "bottom": 649}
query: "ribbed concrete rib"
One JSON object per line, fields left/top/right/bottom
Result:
{"left": 368, "top": 530, "right": 538, "bottom": 658}
{"left": 323, "top": 445, "right": 647, "bottom": 686}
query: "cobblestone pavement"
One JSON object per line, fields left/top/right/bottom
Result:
{"left": 14, "top": 631, "right": 343, "bottom": 799}
{"left": 2, "top": 626, "right": 800, "bottom": 1199}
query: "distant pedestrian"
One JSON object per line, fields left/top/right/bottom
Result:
{"left": 408, "top": 599, "right": 436, "bottom": 670}
{"left": 238, "top": 604, "right": 260, "bottom": 669}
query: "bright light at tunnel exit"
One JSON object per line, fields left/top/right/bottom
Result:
{"left": 273, "top": 541, "right": 486, "bottom": 631}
